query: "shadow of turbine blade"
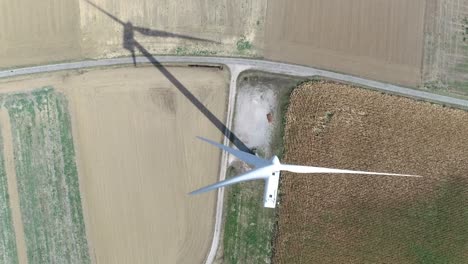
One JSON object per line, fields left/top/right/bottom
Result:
{"left": 84, "top": 0, "right": 253, "bottom": 154}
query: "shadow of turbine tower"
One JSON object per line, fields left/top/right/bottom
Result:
{"left": 85, "top": 0, "right": 253, "bottom": 154}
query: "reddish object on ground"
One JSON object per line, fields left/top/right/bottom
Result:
{"left": 267, "top": 112, "right": 273, "bottom": 123}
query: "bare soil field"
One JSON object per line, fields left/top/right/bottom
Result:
{"left": 265, "top": 0, "right": 426, "bottom": 87}
{"left": 423, "top": 0, "right": 468, "bottom": 97}
{"left": 273, "top": 81, "right": 468, "bottom": 263}
{"left": 0, "top": 0, "right": 82, "bottom": 69}
{"left": 0, "top": 0, "right": 267, "bottom": 69}
{"left": 0, "top": 65, "right": 229, "bottom": 263}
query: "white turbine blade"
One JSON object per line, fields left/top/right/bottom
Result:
{"left": 281, "top": 164, "right": 421, "bottom": 178}
{"left": 197, "top": 136, "right": 269, "bottom": 167}
{"left": 189, "top": 167, "right": 268, "bottom": 195}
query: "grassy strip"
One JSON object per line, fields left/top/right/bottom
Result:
{"left": 4, "top": 87, "right": 90, "bottom": 264}
{"left": 223, "top": 168, "right": 275, "bottom": 264}
{"left": 222, "top": 72, "right": 305, "bottom": 263}
{"left": 0, "top": 127, "right": 18, "bottom": 264}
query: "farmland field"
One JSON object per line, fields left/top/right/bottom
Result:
{"left": 0, "top": 126, "right": 18, "bottom": 264}
{"left": 423, "top": 0, "right": 468, "bottom": 98}
{"left": 265, "top": 0, "right": 426, "bottom": 87}
{"left": 274, "top": 81, "right": 468, "bottom": 263}
{"left": 1, "top": 88, "right": 90, "bottom": 263}
{"left": 0, "top": 0, "right": 267, "bottom": 69}
{"left": 0, "top": 65, "right": 229, "bottom": 263}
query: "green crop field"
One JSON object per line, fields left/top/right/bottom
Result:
{"left": 1, "top": 87, "right": 90, "bottom": 263}
{"left": 0, "top": 131, "right": 18, "bottom": 264}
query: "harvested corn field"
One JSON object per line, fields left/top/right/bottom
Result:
{"left": 273, "top": 81, "right": 468, "bottom": 263}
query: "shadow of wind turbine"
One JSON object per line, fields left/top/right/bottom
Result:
{"left": 85, "top": 0, "right": 253, "bottom": 154}
{"left": 85, "top": 0, "right": 219, "bottom": 66}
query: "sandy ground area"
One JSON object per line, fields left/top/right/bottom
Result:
{"left": 265, "top": 0, "right": 426, "bottom": 87}
{"left": 0, "top": 65, "right": 229, "bottom": 263}
{"left": 0, "top": 0, "right": 266, "bottom": 69}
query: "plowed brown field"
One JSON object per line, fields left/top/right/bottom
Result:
{"left": 0, "top": 0, "right": 266, "bottom": 69}
{"left": 0, "top": 65, "right": 229, "bottom": 264}
{"left": 273, "top": 81, "right": 468, "bottom": 263}
{"left": 265, "top": 0, "right": 426, "bottom": 87}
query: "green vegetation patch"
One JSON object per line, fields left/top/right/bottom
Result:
{"left": 173, "top": 46, "right": 218, "bottom": 56}
{"left": 0, "top": 128, "right": 18, "bottom": 264}
{"left": 223, "top": 170, "right": 275, "bottom": 264}
{"left": 222, "top": 72, "right": 306, "bottom": 263}
{"left": 236, "top": 36, "right": 253, "bottom": 52}
{"left": 341, "top": 177, "right": 468, "bottom": 263}
{"left": 3, "top": 87, "right": 90, "bottom": 264}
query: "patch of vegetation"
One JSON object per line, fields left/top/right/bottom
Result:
{"left": 236, "top": 36, "right": 253, "bottom": 52}
{"left": 342, "top": 178, "right": 468, "bottom": 264}
{"left": 222, "top": 72, "right": 306, "bottom": 263}
{"left": 223, "top": 167, "right": 275, "bottom": 264}
{"left": 463, "top": 17, "right": 468, "bottom": 42}
{"left": 273, "top": 85, "right": 295, "bottom": 160}
{"left": 424, "top": 81, "right": 445, "bottom": 91}
{"left": 3, "top": 87, "right": 90, "bottom": 264}
{"left": 174, "top": 46, "right": 217, "bottom": 56}
{"left": 0, "top": 132, "right": 18, "bottom": 264}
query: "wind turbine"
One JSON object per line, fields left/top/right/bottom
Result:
{"left": 190, "top": 137, "right": 421, "bottom": 208}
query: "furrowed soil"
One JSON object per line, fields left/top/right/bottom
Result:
{"left": 0, "top": 65, "right": 229, "bottom": 263}
{"left": 0, "top": 0, "right": 266, "bottom": 69}
{"left": 265, "top": 0, "right": 426, "bottom": 87}
{"left": 273, "top": 81, "right": 468, "bottom": 264}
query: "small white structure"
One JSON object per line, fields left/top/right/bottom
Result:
{"left": 190, "top": 137, "right": 421, "bottom": 208}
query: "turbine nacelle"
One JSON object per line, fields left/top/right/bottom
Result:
{"left": 190, "top": 137, "right": 421, "bottom": 208}
{"left": 271, "top": 156, "right": 281, "bottom": 166}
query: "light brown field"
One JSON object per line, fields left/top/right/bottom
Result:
{"left": 265, "top": 0, "right": 426, "bottom": 87}
{"left": 0, "top": 0, "right": 266, "bottom": 69}
{"left": 0, "top": 65, "right": 229, "bottom": 263}
{"left": 79, "top": 0, "right": 266, "bottom": 58}
{"left": 0, "top": 0, "right": 81, "bottom": 68}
